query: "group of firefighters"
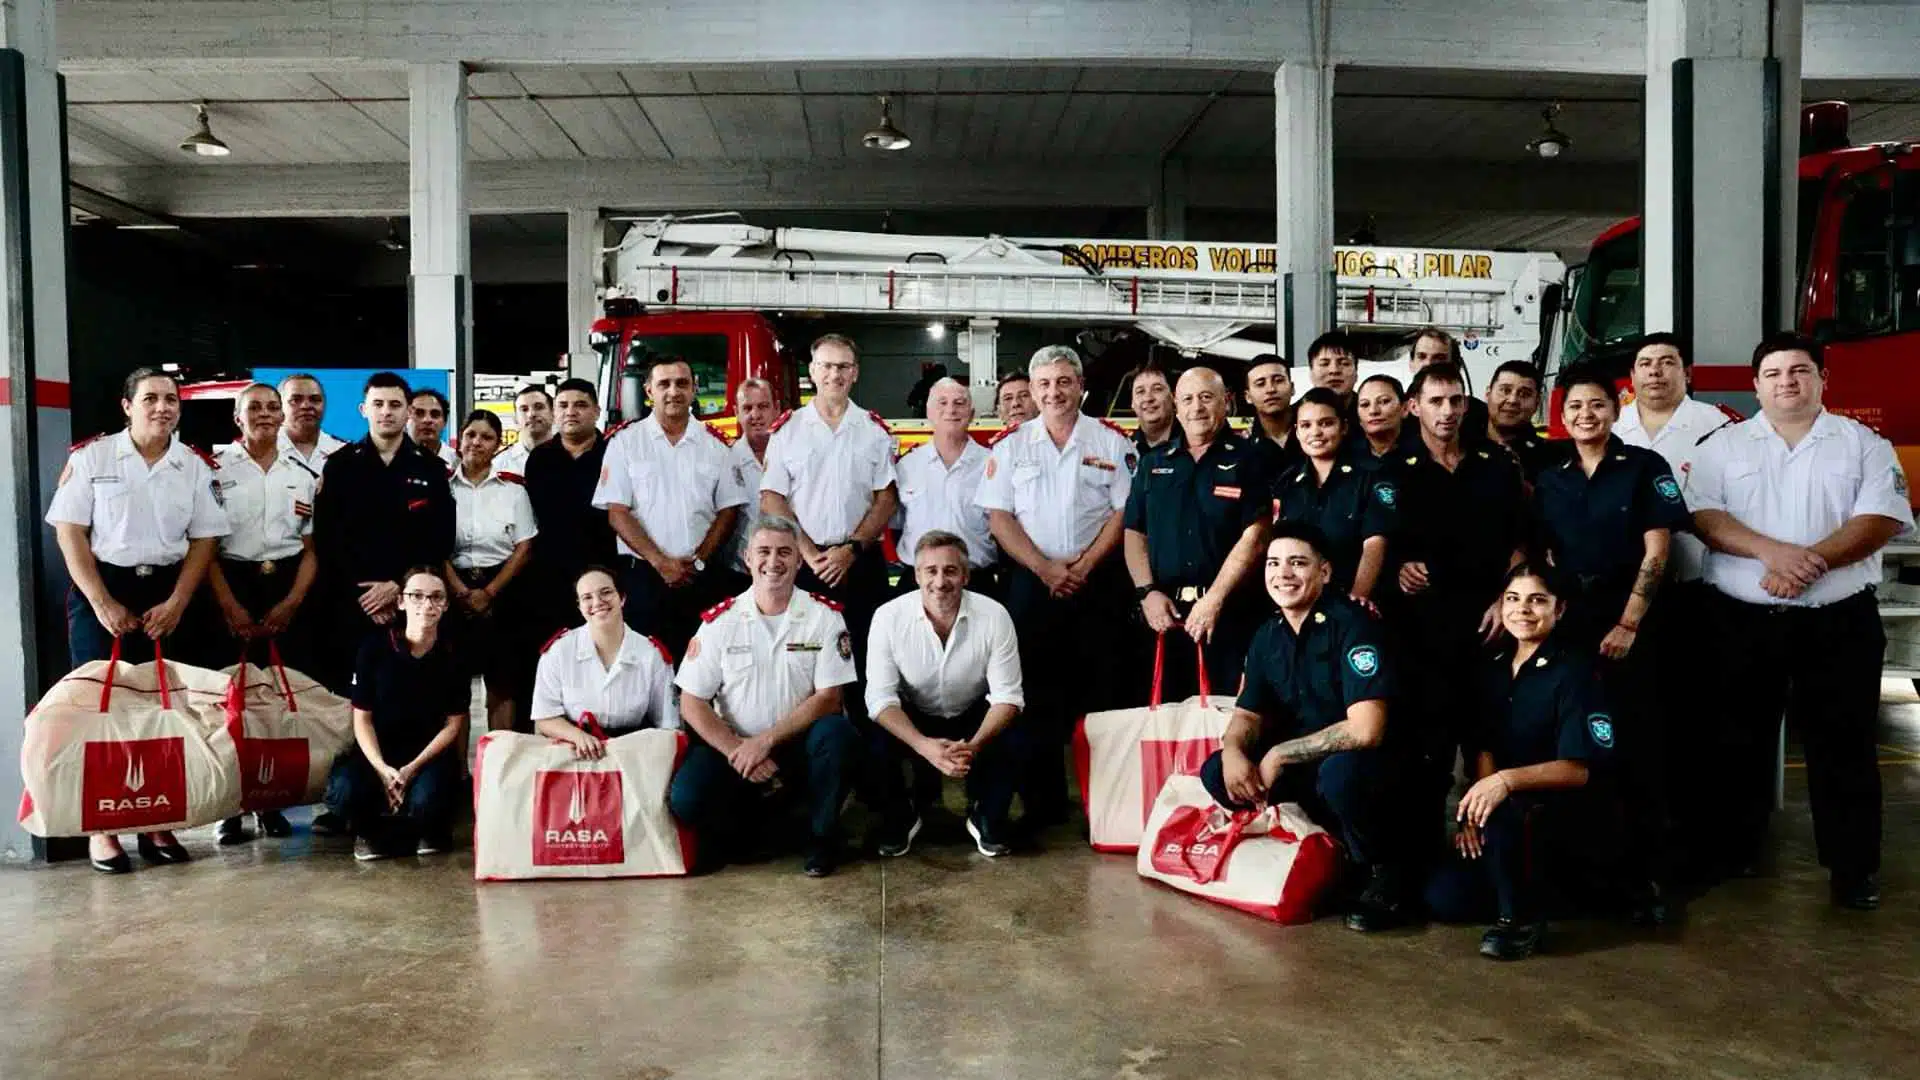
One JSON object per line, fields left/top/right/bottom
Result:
{"left": 44, "top": 320, "right": 1908, "bottom": 961}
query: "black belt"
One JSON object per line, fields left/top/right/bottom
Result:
{"left": 222, "top": 555, "right": 297, "bottom": 577}
{"left": 100, "top": 560, "right": 180, "bottom": 579}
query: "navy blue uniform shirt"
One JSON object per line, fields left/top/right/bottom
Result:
{"left": 1469, "top": 637, "right": 1615, "bottom": 769}
{"left": 350, "top": 630, "right": 469, "bottom": 761}
{"left": 1276, "top": 457, "right": 1398, "bottom": 593}
{"left": 1395, "top": 443, "right": 1530, "bottom": 602}
{"left": 314, "top": 436, "right": 455, "bottom": 588}
{"left": 1531, "top": 436, "right": 1690, "bottom": 586}
{"left": 523, "top": 432, "right": 617, "bottom": 588}
{"left": 1237, "top": 595, "right": 1396, "bottom": 741}
{"left": 1498, "top": 428, "right": 1570, "bottom": 485}
{"left": 1124, "top": 430, "right": 1272, "bottom": 588}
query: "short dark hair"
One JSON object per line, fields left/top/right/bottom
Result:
{"left": 996, "top": 370, "right": 1031, "bottom": 389}
{"left": 400, "top": 564, "right": 446, "bottom": 591}
{"left": 1268, "top": 519, "right": 1332, "bottom": 561}
{"left": 647, "top": 356, "right": 693, "bottom": 382}
{"left": 1553, "top": 362, "right": 1617, "bottom": 404}
{"left": 1407, "top": 361, "right": 1466, "bottom": 400}
{"left": 409, "top": 387, "right": 450, "bottom": 414}
{"left": 1490, "top": 360, "right": 1543, "bottom": 390}
{"left": 554, "top": 377, "right": 597, "bottom": 403}
{"left": 1126, "top": 362, "right": 1174, "bottom": 391}
{"left": 121, "top": 366, "right": 178, "bottom": 402}
{"left": 1307, "top": 331, "right": 1354, "bottom": 362}
{"left": 1502, "top": 560, "right": 1569, "bottom": 601}
{"left": 363, "top": 371, "right": 411, "bottom": 398}
{"left": 1294, "top": 386, "right": 1347, "bottom": 418}
{"left": 276, "top": 372, "right": 324, "bottom": 395}
{"left": 811, "top": 332, "right": 859, "bottom": 362}
{"left": 1636, "top": 331, "right": 1691, "bottom": 368}
{"left": 515, "top": 383, "right": 553, "bottom": 404}
{"left": 1750, "top": 331, "right": 1823, "bottom": 373}
{"left": 1247, "top": 352, "right": 1289, "bottom": 371}
{"left": 459, "top": 409, "right": 503, "bottom": 438}
{"left": 913, "top": 529, "right": 971, "bottom": 561}
{"left": 1408, "top": 326, "right": 1457, "bottom": 359}
{"left": 1358, "top": 373, "right": 1405, "bottom": 402}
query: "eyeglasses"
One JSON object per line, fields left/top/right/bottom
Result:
{"left": 403, "top": 591, "right": 448, "bottom": 606}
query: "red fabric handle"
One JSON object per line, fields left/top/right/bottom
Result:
{"left": 265, "top": 639, "right": 297, "bottom": 711}
{"left": 1193, "top": 640, "right": 1212, "bottom": 706}
{"left": 578, "top": 711, "right": 607, "bottom": 740}
{"left": 96, "top": 635, "right": 125, "bottom": 712}
{"left": 1148, "top": 632, "right": 1167, "bottom": 709}
{"left": 1192, "top": 811, "right": 1254, "bottom": 885}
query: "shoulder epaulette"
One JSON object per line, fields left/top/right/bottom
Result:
{"left": 187, "top": 444, "right": 220, "bottom": 470}
{"left": 703, "top": 420, "right": 735, "bottom": 446}
{"left": 603, "top": 419, "right": 635, "bottom": 441}
{"left": 987, "top": 422, "right": 1021, "bottom": 447}
{"left": 768, "top": 409, "right": 794, "bottom": 434}
{"left": 68, "top": 433, "right": 103, "bottom": 453}
{"left": 443, "top": 459, "right": 456, "bottom": 476}
{"left": 1714, "top": 403, "right": 1745, "bottom": 423}
{"left": 866, "top": 409, "right": 894, "bottom": 434}
{"left": 700, "top": 595, "right": 737, "bottom": 622}
{"left": 1098, "top": 417, "right": 1129, "bottom": 439}
{"left": 539, "top": 628, "right": 569, "bottom": 654}
{"left": 286, "top": 455, "right": 321, "bottom": 481}
{"left": 1695, "top": 418, "right": 1738, "bottom": 448}
{"left": 495, "top": 471, "right": 525, "bottom": 485}
{"left": 809, "top": 591, "right": 845, "bottom": 612}
{"left": 646, "top": 635, "right": 675, "bottom": 666}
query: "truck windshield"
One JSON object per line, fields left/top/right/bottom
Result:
{"left": 631, "top": 333, "right": 730, "bottom": 416}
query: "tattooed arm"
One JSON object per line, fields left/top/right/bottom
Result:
{"left": 1617, "top": 528, "right": 1670, "bottom": 631}
{"left": 1262, "top": 699, "right": 1387, "bottom": 767}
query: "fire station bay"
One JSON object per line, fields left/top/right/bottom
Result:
{"left": 4, "top": 2, "right": 1920, "bottom": 1078}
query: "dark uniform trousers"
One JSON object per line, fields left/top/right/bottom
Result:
{"left": 667, "top": 714, "right": 861, "bottom": 867}
{"left": 621, "top": 557, "right": 733, "bottom": 664}
{"left": 215, "top": 557, "right": 315, "bottom": 675}
{"left": 795, "top": 545, "right": 891, "bottom": 723}
{"left": 67, "top": 562, "right": 188, "bottom": 668}
{"left": 1399, "top": 583, "right": 1494, "bottom": 786}
{"left": 1137, "top": 588, "right": 1264, "bottom": 703}
{"left": 1197, "top": 745, "right": 1396, "bottom": 868}
{"left": 1002, "top": 557, "right": 1129, "bottom": 823}
{"left": 450, "top": 564, "right": 536, "bottom": 714}
{"left": 1423, "top": 792, "right": 1595, "bottom": 923}
{"left": 1706, "top": 587, "right": 1885, "bottom": 879}
{"left": 1658, "top": 580, "right": 1719, "bottom": 860}
{"left": 869, "top": 701, "right": 1027, "bottom": 829}
{"left": 317, "top": 587, "right": 386, "bottom": 698}
{"left": 327, "top": 749, "right": 461, "bottom": 847}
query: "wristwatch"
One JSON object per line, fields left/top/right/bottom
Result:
{"left": 1134, "top": 584, "right": 1159, "bottom": 603}
{"left": 692, "top": 557, "right": 707, "bottom": 573}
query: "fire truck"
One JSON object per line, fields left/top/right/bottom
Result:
{"left": 586, "top": 216, "right": 1564, "bottom": 443}
{"left": 1557, "top": 101, "right": 1920, "bottom": 484}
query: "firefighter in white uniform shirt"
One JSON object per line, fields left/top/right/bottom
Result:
{"left": 893, "top": 378, "right": 999, "bottom": 596}
{"left": 532, "top": 566, "right": 680, "bottom": 758}
{"left": 275, "top": 372, "right": 347, "bottom": 474}
{"left": 866, "top": 532, "right": 1025, "bottom": 859}
{"left": 409, "top": 387, "right": 459, "bottom": 468}
{"left": 759, "top": 333, "right": 899, "bottom": 718}
{"left": 593, "top": 357, "right": 749, "bottom": 660}
{"left": 975, "top": 344, "right": 1136, "bottom": 828}
{"left": 207, "top": 383, "right": 320, "bottom": 845}
{"left": 446, "top": 410, "right": 540, "bottom": 733}
{"left": 490, "top": 383, "right": 554, "bottom": 476}
{"left": 46, "top": 367, "right": 230, "bottom": 874}
{"left": 723, "top": 377, "right": 779, "bottom": 591}
{"left": 1686, "top": 332, "right": 1913, "bottom": 911}
{"left": 670, "top": 517, "right": 862, "bottom": 878}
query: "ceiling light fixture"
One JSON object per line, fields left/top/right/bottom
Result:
{"left": 926, "top": 322, "right": 946, "bottom": 340}
{"left": 862, "top": 96, "right": 912, "bottom": 152}
{"left": 1526, "top": 102, "right": 1570, "bottom": 160}
{"left": 377, "top": 218, "right": 407, "bottom": 252}
{"left": 178, "top": 103, "right": 232, "bottom": 158}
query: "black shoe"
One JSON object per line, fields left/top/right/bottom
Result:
{"left": 966, "top": 809, "right": 1012, "bottom": 858}
{"left": 1832, "top": 874, "right": 1881, "bottom": 911}
{"left": 90, "top": 852, "right": 132, "bottom": 874}
{"left": 217, "top": 816, "right": 253, "bottom": 846}
{"left": 136, "top": 835, "right": 191, "bottom": 866}
{"left": 1479, "top": 918, "right": 1544, "bottom": 961}
{"left": 1630, "top": 881, "right": 1686, "bottom": 928}
{"left": 256, "top": 810, "right": 293, "bottom": 838}
{"left": 311, "top": 811, "right": 350, "bottom": 837}
{"left": 416, "top": 832, "right": 454, "bottom": 856}
{"left": 803, "top": 842, "right": 839, "bottom": 878}
{"left": 875, "top": 814, "right": 921, "bottom": 859}
{"left": 1344, "top": 866, "right": 1412, "bottom": 932}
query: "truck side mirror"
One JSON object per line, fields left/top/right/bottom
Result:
{"left": 1810, "top": 318, "right": 1838, "bottom": 345}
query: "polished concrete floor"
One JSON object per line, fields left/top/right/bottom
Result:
{"left": 4, "top": 694, "right": 1918, "bottom": 1080}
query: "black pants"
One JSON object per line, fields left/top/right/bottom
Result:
{"left": 795, "top": 545, "right": 891, "bottom": 723}
{"left": 666, "top": 715, "right": 860, "bottom": 866}
{"left": 316, "top": 586, "right": 386, "bottom": 698}
{"left": 215, "top": 557, "right": 316, "bottom": 675}
{"left": 870, "top": 702, "right": 1026, "bottom": 830}
{"left": 1130, "top": 587, "right": 1265, "bottom": 704}
{"left": 1002, "top": 558, "right": 1128, "bottom": 822}
{"left": 450, "top": 563, "right": 536, "bottom": 710}
{"left": 1398, "top": 586, "right": 1494, "bottom": 784}
{"left": 1198, "top": 745, "right": 1399, "bottom": 867}
{"left": 1658, "top": 581, "right": 1719, "bottom": 864}
{"left": 620, "top": 556, "right": 733, "bottom": 664}
{"left": 1706, "top": 587, "right": 1885, "bottom": 879}
{"left": 66, "top": 561, "right": 185, "bottom": 668}
{"left": 1424, "top": 792, "right": 1587, "bottom": 923}
{"left": 329, "top": 749, "right": 461, "bottom": 848}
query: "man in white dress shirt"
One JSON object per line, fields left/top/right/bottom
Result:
{"left": 274, "top": 373, "right": 347, "bottom": 474}
{"left": 491, "top": 384, "right": 554, "bottom": 476}
{"left": 1687, "top": 332, "right": 1912, "bottom": 910}
{"left": 724, "top": 377, "right": 780, "bottom": 590}
{"left": 976, "top": 344, "right": 1136, "bottom": 827}
{"left": 866, "top": 532, "right": 1024, "bottom": 859}
{"left": 893, "top": 378, "right": 998, "bottom": 595}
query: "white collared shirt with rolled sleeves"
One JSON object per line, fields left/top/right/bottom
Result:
{"left": 864, "top": 590, "right": 1023, "bottom": 722}
{"left": 46, "top": 432, "right": 230, "bottom": 567}
{"left": 895, "top": 439, "right": 997, "bottom": 568}
{"left": 212, "top": 443, "right": 317, "bottom": 563}
{"left": 1616, "top": 396, "right": 1732, "bottom": 582}
{"left": 276, "top": 429, "right": 346, "bottom": 475}
{"left": 758, "top": 401, "right": 896, "bottom": 546}
{"left": 592, "top": 416, "right": 748, "bottom": 560}
{"left": 674, "top": 590, "right": 858, "bottom": 737}
{"left": 727, "top": 437, "right": 768, "bottom": 574}
{"left": 973, "top": 415, "right": 1135, "bottom": 561}
{"left": 1686, "top": 409, "right": 1914, "bottom": 607}
{"left": 451, "top": 470, "right": 538, "bottom": 569}
{"left": 531, "top": 624, "right": 680, "bottom": 734}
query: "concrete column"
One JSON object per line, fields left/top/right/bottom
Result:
{"left": 1147, "top": 160, "right": 1188, "bottom": 242}
{"left": 566, "top": 207, "right": 602, "bottom": 382}
{"left": 408, "top": 62, "right": 471, "bottom": 414}
{"left": 0, "top": 0, "right": 71, "bottom": 862}
{"left": 1274, "top": 61, "right": 1333, "bottom": 366}
{"left": 1645, "top": 0, "right": 1802, "bottom": 363}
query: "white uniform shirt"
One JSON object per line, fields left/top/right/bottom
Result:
{"left": 531, "top": 624, "right": 680, "bottom": 734}
{"left": 276, "top": 429, "right": 346, "bottom": 475}
{"left": 592, "top": 416, "right": 749, "bottom": 560}
{"left": 758, "top": 401, "right": 897, "bottom": 545}
{"left": 212, "top": 443, "right": 318, "bottom": 563}
{"left": 492, "top": 437, "right": 548, "bottom": 477}
{"left": 451, "top": 469, "right": 538, "bottom": 569}
{"left": 1616, "top": 396, "right": 1731, "bottom": 582}
{"left": 1686, "top": 409, "right": 1914, "bottom": 607}
{"left": 864, "top": 590, "right": 1023, "bottom": 721}
{"left": 974, "top": 415, "right": 1136, "bottom": 561}
{"left": 46, "top": 432, "right": 230, "bottom": 566}
{"left": 675, "top": 589, "right": 858, "bottom": 737}
{"left": 727, "top": 437, "right": 768, "bottom": 573}
{"left": 894, "top": 439, "right": 997, "bottom": 567}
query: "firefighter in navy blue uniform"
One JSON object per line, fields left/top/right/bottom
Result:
{"left": 1276, "top": 388, "right": 1397, "bottom": 605}
{"left": 1244, "top": 353, "right": 1305, "bottom": 477}
{"left": 1394, "top": 363, "right": 1529, "bottom": 791}
{"left": 1402, "top": 328, "right": 1492, "bottom": 451}
{"left": 1424, "top": 564, "right": 1614, "bottom": 961}
{"left": 311, "top": 372, "right": 456, "bottom": 697}
{"left": 1347, "top": 374, "right": 1408, "bottom": 464}
{"left": 1123, "top": 367, "right": 1272, "bottom": 697}
{"left": 1531, "top": 364, "right": 1690, "bottom": 923}
{"left": 1484, "top": 360, "right": 1567, "bottom": 484}
{"left": 523, "top": 378, "right": 618, "bottom": 638}
{"left": 1198, "top": 521, "right": 1412, "bottom": 931}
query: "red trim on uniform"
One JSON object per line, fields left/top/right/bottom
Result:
{"left": 0, "top": 378, "right": 71, "bottom": 408}
{"left": 539, "top": 628, "right": 569, "bottom": 654}
{"left": 768, "top": 409, "right": 794, "bottom": 434}
{"left": 703, "top": 421, "right": 735, "bottom": 446}
{"left": 987, "top": 421, "right": 1021, "bottom": 447}
{"left": 1097, "top": 417, "right": 1130, "bottom": 439}
{"left": 68, "top": 432, "right": 103, "bottom": 453}
{"left": 495, "top": 471, "right": 525, "bottom": 485}
{"left": 808, "top": 591, "right": 844, "bottom": 612}
{"left": 645, "top": 635, "right": 675, "bottom": 667}
{"left": 866, "top": 409, "right": 894, "bottom": 434}
{"left": 604, "top": 419, "right": 635, "bottom": 440}
{"left": 186, "top": 444, "right": 220, "bottom": 470}
{"left": 700, "top": 595, "right": 736, "bottom": 622}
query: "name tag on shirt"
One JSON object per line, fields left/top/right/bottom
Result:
{"left": 785, "top": 642, "right": 822, "bottom": 652}
{"left": 1081, "top": 457, "right": 1116, "bottom": 472}
{"left": 1213, "top": 485, "right": 1242, "bottom": 500}
{"left": 725, "top": 645, "right": 752, "bottom": 655}
{"left": 1150, "top": 467, "right": 1175, "bottom": 475}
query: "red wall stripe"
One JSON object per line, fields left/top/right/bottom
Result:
{"left": 0, "top": 378, "right": 71, "bottom": 408}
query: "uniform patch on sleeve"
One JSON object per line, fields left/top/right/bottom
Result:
{"left": 837, "top": 631, "right": 852, "bottom": 660}
{"left": 1895, "top": 465, "right": 1909, "bottom": 496}
{"left": 1587, "top": 713, "right": 1615, "bottom": 748}
{"left": 1654, "top": 475, "right": 1682, "bottom": 501}
{"left": 1345, "top": 644, "right": 1379, "bottom": 677}
{"left": 1373, "top": 482, "right": 1396, "bottom": 507}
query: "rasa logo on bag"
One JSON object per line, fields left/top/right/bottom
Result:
{"left": 239, "top": 739, "right": 311, "bottom": 811}
{"left": 81, "top": 738, "right": 188, "bottom": 832}
{"left": 532, "top": 770, "right": 624, "bottom": 866}
{"left": 1138, "top": 738, "right": 1218, "bottom": 825}
{"left": 1150, "top": 804, "right": 1241, "bottom": 883}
